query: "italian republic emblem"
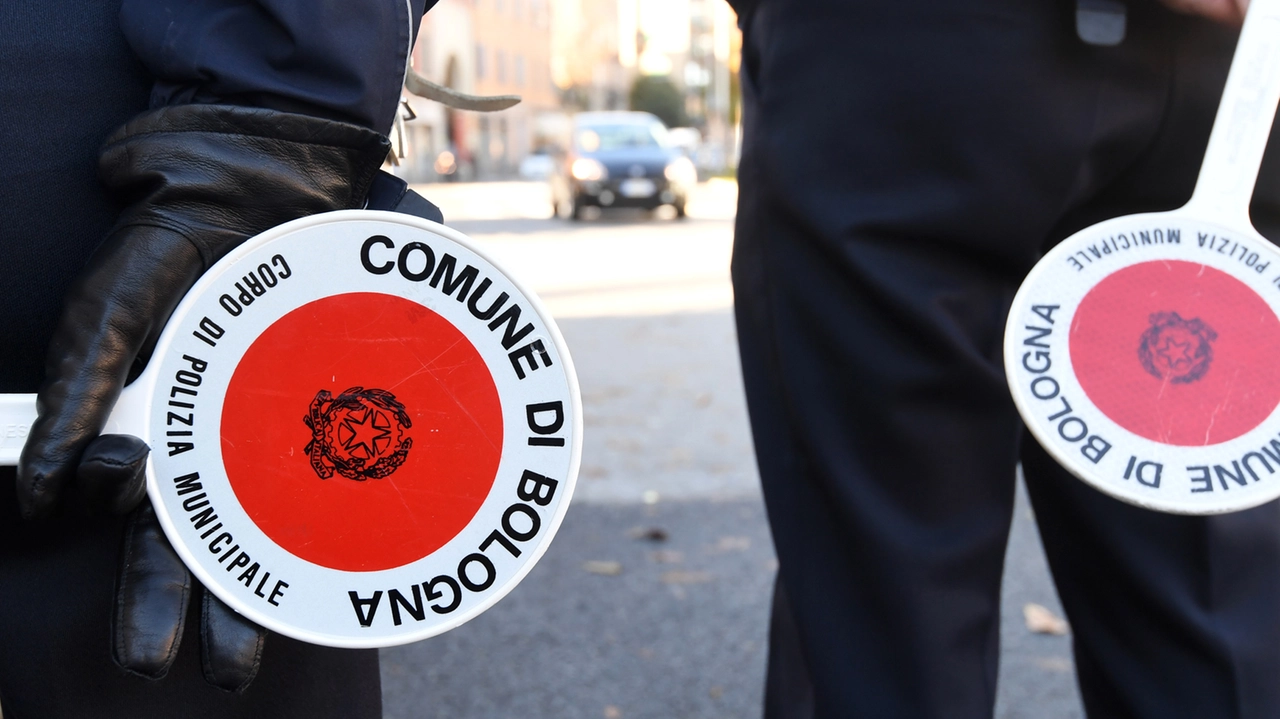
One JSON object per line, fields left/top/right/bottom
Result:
{"left": 1137, "top": 312, "right": 1217, "bottom": 384}
{"left": 304, "top": 386, "right": 413, "bottom": 480}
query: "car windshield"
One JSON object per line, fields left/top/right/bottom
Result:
{"left": 576, "top": 123, "right": 667, "bottom": 152}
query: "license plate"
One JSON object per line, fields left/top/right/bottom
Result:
{"left": 619, "top": 179, "right": 656, "bottom": 198}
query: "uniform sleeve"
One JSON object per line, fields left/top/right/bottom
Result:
{"left": 118, "top": 0, "right": 436, "bottom": 135}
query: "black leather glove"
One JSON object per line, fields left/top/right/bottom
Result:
{"left": 17, "top": 103, "right": 390, "bottom": 690}
{"left": 114, "top": 498, "right": 267, "bottom": 692}
{"left": 19, "top": 103, "right": 390, "bottom": 519}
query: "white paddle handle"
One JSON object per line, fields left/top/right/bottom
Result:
{"left": 0, "top": 386, "right": 148, "bottom": 467}
{"left": 1186, "top": 0, "right": 1280, "bottom": 227}
{"left": 0, "top": 395, "right": 36, "bottom": 466}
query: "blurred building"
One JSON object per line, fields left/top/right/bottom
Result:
{"left": 396, "top": 0, "right": 555, "bottom": 181}
{"left": 688, "top": 0, "right": 741, "bottom": 172}
{"left": 623, "top": 0, "right": 740, "bottom": 172}
{"left": 550, "top": 0, "right": 628, "bottom": 112}
{"left": 392, "top": 0, "right": 739, "bottom": 182}
{"left": 395, "top": 0, "right": 478, "bottom": 182}
{"left": 472, "top": 0, "right": 557, "bottom": 177}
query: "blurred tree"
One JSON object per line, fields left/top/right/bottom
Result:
{"left": 629, "top": 75, "right": 687, "bottom": 128}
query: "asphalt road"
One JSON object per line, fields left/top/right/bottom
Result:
{"left": 379, "top": 182, "right": 1085, "bottom": 719}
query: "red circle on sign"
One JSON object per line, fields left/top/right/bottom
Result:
{"left": 221, "top": 292, "right": 503, "bottom": 572}
{"left": 1070, "top": 260, "right": 1280, "bottom": 446}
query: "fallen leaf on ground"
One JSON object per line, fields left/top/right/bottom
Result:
{"left": 628, "top": 526, "right": 669, "bottom": 542}
{"left": 583, "top": 560, "right": 623, "bottom": 576}
{"left": 1023, "top": 603, "right": 1069, "bottom": 636}
{"left": 661, "top": 570, "right": 713, "bottom": 584}
{"left": 714, "top": 536, "right": 751, "bottom": 552}
{"left": 1033, "top": 656, "right": 1073, "bottom": 672}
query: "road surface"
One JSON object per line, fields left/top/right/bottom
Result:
{"left": 379, "top": 181, "right": 1084, "bottom": 719}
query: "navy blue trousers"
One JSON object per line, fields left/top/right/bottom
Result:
{"left": 733, "top": 1, "right": 1280, "bottom": 716}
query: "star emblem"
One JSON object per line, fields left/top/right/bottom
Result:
{"left": 339, "top": 407, "right": 391, "bottom": 460}
{"left": 1155, "top": 335, "right": 1194, "bottom": 369}
{"left": 1138, "top": 312, "right": 1217, "bottom": 384}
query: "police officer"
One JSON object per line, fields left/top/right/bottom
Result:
{"left": 0, "top": 1, "right": 432, "bottom": 716}
{"left": 729, "top": 0, "right": 1280, "bottom": 716}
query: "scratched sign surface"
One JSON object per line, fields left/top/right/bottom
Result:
{"left": 1006, "top": 214, "right": 1280, "bottom": 514}
{"left": 144, "top": 212, "right": 581, "bottom": 647}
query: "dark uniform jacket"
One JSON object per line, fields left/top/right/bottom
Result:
{"left": 0, "top": 2, "right": 431, "bottom": 716}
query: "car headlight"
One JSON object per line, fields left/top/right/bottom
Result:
{"left": 664, "top": 156, "right": 697, "bottom": 186}
{"left": 571, "top": 158, "right": 608, "bottom": 181}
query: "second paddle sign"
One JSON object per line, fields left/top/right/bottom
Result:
{"left": 1007, "top": 0, "right": 1280, "bottom": 515}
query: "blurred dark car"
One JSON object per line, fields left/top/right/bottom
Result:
{"left": 550, "top": 112, "right": 696, "bottom": 220}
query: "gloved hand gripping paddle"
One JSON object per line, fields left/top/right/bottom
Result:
{"left": 15, "top": 104, "right": 390, "bottom": 691}
{"left": 0, "top": 118, "right": 581, "bottom": 653}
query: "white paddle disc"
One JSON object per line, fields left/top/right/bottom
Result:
{"left": 1007, "top": 1, "right": 1280, "bottom": 514}
{"left": 1, "top": 210, "right": 582, "bottom": 647}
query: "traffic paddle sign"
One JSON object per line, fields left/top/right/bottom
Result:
{"left": 0, "top": 210, "right": 581, "bottom": 646}
{"left": 1006, "top": 0, "right": 1280, "bottom": 514}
